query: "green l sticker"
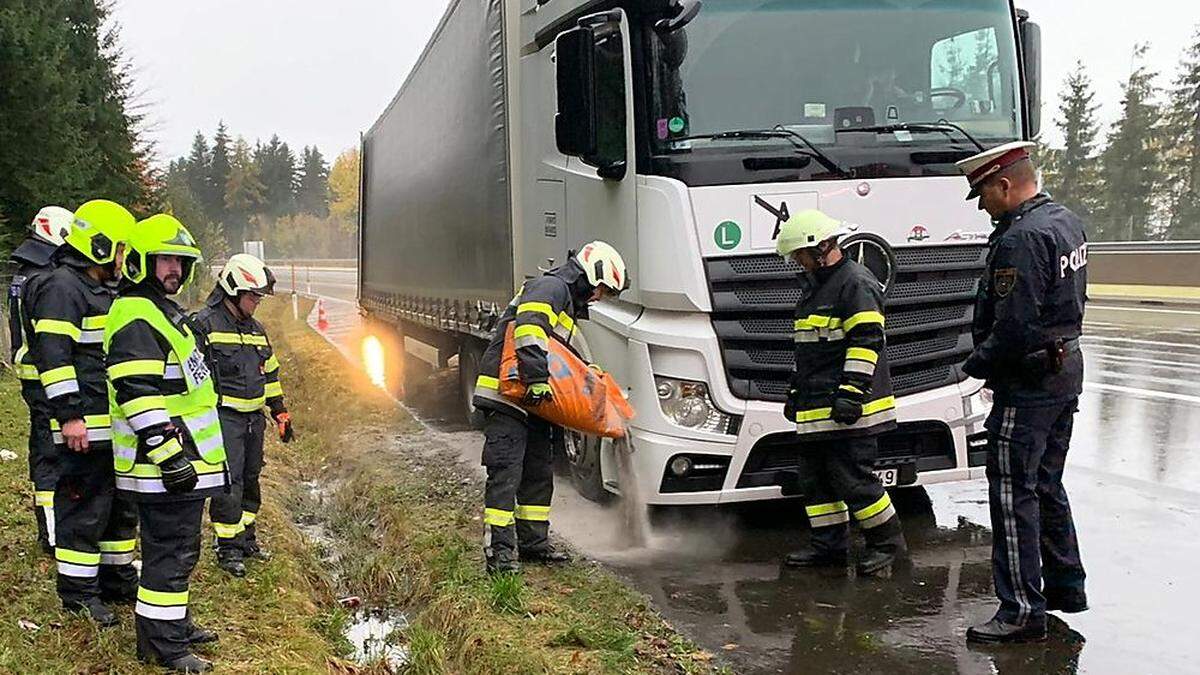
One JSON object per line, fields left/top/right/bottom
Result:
{"left": 715, "top": 221, "right": 742, "bottom": 250}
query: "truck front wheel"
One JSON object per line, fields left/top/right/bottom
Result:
{"left": 563, "top": 431, "right": 612, "bottom": 504}
{"left": 458, "top": 341, "right": 487, "bottom": 429}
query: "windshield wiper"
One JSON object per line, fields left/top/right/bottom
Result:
{"left": 677, "top": 127, "right": 853, "bottom": 178}
{"left": 835, "top": 119, "right": 985, "bottom": 151}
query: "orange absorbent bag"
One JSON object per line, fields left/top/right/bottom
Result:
{"left": 498, "top": 323, "right": 635, "bottom": 438}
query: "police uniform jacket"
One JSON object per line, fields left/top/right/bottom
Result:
{"left": 193, "top": 288, "right": 287, "bottom": 416}
{"left": 472, "top": 258, "right": 594, "bottom": 419}
{"left": 27, "top": 252, "right": 116, "bottom": 474}
{"left": 789, "top": 257, "right": 897, "bottom": 438}
{"left": 963, "top": 194, "right": 1087, "bottom": 407}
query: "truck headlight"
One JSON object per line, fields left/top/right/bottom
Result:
{"left": 655, "top": 376, "right": 737, "bottom": 435}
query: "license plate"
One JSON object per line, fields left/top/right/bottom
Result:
{"left": 874, "top": 468, "right": 898, "bottom": 487}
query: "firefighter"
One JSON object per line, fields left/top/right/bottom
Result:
{"left": 193, "top": 253, "right": 291, "bottom": 577}
{"left": 776, "top": 209, "right": 906, "bottom": 578}
{"left": 473, "top": 241, "right": 629, "bottom": 574}
{"left": 956, "top": 142, "right": 1088, "bottom": 644}
{"left": 106, "top": 214, "right": 227, "bottom": 672}
{"left": 8, "top": 206, "right": 72, "bottom": 555}
{"left": 26, "top": 200, "right": 140, "bottom": 625}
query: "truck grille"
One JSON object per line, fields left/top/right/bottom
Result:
{"left": 706, "top": 244, "right": 988, "bottom": 401}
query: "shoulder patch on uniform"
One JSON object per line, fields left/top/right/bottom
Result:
{"left": 994, "top": 268, "right": 1017, "bottom": 298}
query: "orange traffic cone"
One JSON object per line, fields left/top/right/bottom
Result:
{"left": 317, "top": 298, "right": 329, "bottom": 332}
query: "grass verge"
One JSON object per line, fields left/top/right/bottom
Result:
{"left": 0, "top": 297, "right": 719, "bottom": 673}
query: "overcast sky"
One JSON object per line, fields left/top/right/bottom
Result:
{"left": 114, "top": 0, "right": 1200, "bottom": 163}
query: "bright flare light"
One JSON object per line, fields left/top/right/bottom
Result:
{"left": 362, "top": 335, "right": 387, "bottom": 390}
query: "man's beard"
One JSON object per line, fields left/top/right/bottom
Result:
{"left": 161, "top": 275, "right": 182, "bottom": 293}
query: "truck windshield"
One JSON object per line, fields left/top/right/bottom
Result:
{"left": 647, "top": 0, "right": 1023, "bottom": 182}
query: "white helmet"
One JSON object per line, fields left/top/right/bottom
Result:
{"left": 218, "top": 253, "right": 276, "bottom": 297}
{"left": 576, "top": 240, "right": 629, "bottom": 294}
{"left": 29, "top": 206, "right": 73, "bottom": 247}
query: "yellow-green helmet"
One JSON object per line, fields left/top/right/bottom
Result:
{"left": 123, "top": 214, "right": 203, "bottom": 288}
{"left": 776, "top": 209, "right": 856, "bottom": 257}
{"left": 65, "top": 199, "right": 135, "bottom": 265}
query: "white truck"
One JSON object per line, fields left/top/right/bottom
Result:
{"left": 358, "top": 0, "right": 1043, "bottom": 505}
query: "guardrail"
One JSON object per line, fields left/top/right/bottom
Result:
{"left": 1088, "top": 241, "right": 1200, "bottom": 253}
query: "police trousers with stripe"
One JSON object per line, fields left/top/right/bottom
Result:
{"left": 136, "top": 498, "right": 205, "bottom": 663}
{"left": 54, "top": 461, "right": 139, "bottom": 606}
{"left": 797, "top": 435, "right": 904, "bottom": 555}
{"left": 209, "top": 409, "right": 265, "bottom": 558}
{"left": 482, "top": 411, "right": 554, "bottom": 555}
{"left": 985, "top": 400, "right": 1086, "bottom": 624}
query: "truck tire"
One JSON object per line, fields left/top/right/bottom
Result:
{"left": 564, "top": 431, "right": 612, "bottom": 504}
{"left": 458, "top": 341, "right": 487, "bottom": 429}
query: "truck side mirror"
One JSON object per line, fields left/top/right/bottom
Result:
{"left": 555, "top": 27, "right": 598, "bottom": 158}
{"left": 1019, "top": 18, "right": 1042, "bottom": 138}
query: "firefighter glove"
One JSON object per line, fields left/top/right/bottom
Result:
{"left": 274, "top": 411, "right": 294, "bottom": 443}
{"left": 831, "top": 385, "right": 865, "bottom": 425}
{"left": 783, "top": 389, "right": 799, "bottom": 423}
{"left": 160, "top": 453, "right": 198, "bottom": 494}
{"left": 524, "top": 382, "right": 553, "bottom": 406}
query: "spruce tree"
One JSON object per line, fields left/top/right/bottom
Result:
{"left": 1164, "top": 26, "right": 1200, "bottom": 240}
{"left": 207, "top": 121, "right": 232, "bottom": 225}
{"left": 1046, "top": 61, "right": 1102, "bottom": 223}
{"left": 296, "top": 146, "right": 330, "bottom": 217}
{"left": 254, "top": 135, "right": 297, "bottom": 218}
{"left": 1098, "top": 45, "right": 1164, "bottom": 241}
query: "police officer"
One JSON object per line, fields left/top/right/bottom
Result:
{"left": 8, "top": 206, "right": 72, "bottom": 555}
{"left": 473, "top": 241, "right": 629, "bottom": 574}
{"left": 776, "top": 210, "right": 907, "bottom": 577}
{"left": 194, "top": 254, "right": 291, "bottom": 577}
{"left": 106, "top": 214, "right": 227, "bottom": 672}
{"left": 27, "top": 200, "right": 140, "bottom": 625}
{"left": 956, "top": 142, "right": 1088, "bottom": 644}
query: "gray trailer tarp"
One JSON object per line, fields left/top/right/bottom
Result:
{"left": 361, "top": 0, "right": 512, "bottom": 314}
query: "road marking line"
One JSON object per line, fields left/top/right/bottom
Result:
{"left": 1085, "top": 382, "right": 1200, "bottom": 405}
{"left": 1082, "top": 335, "right": 1200, "bottom": 351}
{"left": 1089, "top": 353, "right": 1200, "bottom": 369}
{"left": 1088, "top": 304, "right": 1200, "bottom": 317}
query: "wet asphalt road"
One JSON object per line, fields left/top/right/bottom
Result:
{"left": 286, "top": 269, "right": 1200, "bottom": 674}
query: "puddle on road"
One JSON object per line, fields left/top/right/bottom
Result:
{"left": 295, "top": 479, "right": 410, "bottom": 672}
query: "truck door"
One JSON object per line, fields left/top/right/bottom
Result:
{"left": 551, "top": 9, "right": 640, "bottom": 304}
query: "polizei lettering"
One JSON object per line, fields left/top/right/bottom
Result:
{"left": 1060, "top": 243, "right": 1087, "bottom": 279}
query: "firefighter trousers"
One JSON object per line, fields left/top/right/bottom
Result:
{"left": 27, "top": 403, "right": 58, "bottom": 553}
{"left": 54, "top": 464, "right": 139, "bottom": 606}
{"left": 135, "top": 498, "right": 206, "bottom": 664}
{"left": 209, "top": 409, "right": 265, "bottom": 558}
{"left": 985, "top": 400, "right": 1086, "bottom": 625}
{"left": 797, "top": 435, "right": 905, "bottom": 555}
{"left": 482, "top": 411, "right": 554, "bottom": 555}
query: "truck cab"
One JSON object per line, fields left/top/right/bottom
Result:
{"left": 513, "top": 0, "right": 1041, "bottom": 504}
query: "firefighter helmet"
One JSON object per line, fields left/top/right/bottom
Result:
{"left": 64, "top": 200, "right": 135, "bottom": 265}
{"left": 29, "top": 206, "right": 73, "bottom": 247}
{"left": 576, "top": 240, "right": 629, "bottom": 293}
{"left": 776, "top": 209, "right": 856, "bottom": 257}
{"left": 218, "top": 253, "right": 276, "bottom": 297}
{"left": 123, "top": 214, "right": 202, "bottom": 289}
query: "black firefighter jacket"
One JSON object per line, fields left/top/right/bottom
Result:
{"left": 472, "top": 259, "right": 595, "bottom": 419}
{"left": 9, "top": 237, "right": 59, "bottom": 411}
{"left": 26, "top": 252, "right": 116, "bottom": 474}
{"left": 788, "top": 257, "right": 897, "bottom": 438}
{"left": 192, "top": 289, "right": 287, "bottom": 417}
